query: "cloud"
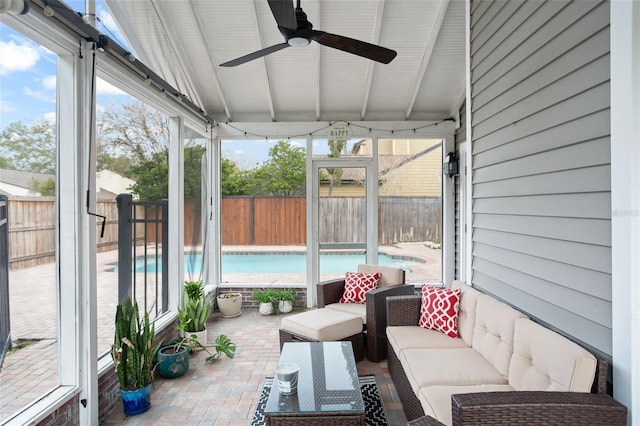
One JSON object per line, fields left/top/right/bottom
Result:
{"left": 0, "top": 98, "right": 16, "bottom": 113}
{"left": 41, "top": 75, "right": 56, "bottom": 90}
{"left": 43, "top": 112, "right": 56, "bottom": 123}
{"left": 96, "top": 78, "right": 126, "bottom": 96}
{"left": 23, "top": 87, "right": 55, "bottom": 103}
{"left": 0, "top": 39, "right": 40, "bottom": 75}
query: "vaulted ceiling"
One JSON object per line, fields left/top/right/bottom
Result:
{"left": 104, "top": 0, "right": 466, "bottom": 125}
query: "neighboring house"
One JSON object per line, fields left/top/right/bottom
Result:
{"left": 96, "top": 170, "right": 136, "bottom": 198}
{"left": 320, "top": 139, "right": 442, "bottom": 197}
{"left": 0, "top": 168, "right": 134, "bottom": 198}
{"left": 0, "top": 169, "right": 53, "bottom": 196}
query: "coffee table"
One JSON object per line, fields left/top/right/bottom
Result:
{"left": 264, "top": 341, "right": 365, "bottom": 425}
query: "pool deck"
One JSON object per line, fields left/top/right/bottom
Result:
{"left": 0, "top": 243, "right": 440, "bottom": 423}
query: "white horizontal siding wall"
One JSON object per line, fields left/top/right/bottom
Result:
{"left": 469, "top": 0, "right": 611, "bottom": 355}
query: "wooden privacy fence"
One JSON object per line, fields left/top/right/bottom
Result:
{"left": 222, "top": 196, "right": 441, "bottom": 245}
{"left": 7, "top": 196, "right": 120, "bottom": 269}
{"left": 7, "top": 195, "right": 441, "bottom": 269}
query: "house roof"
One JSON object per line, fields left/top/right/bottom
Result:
{"left": 0, "top": 168, "right": 54, "bottom": 196}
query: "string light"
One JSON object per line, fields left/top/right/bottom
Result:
{"left": 216, "top": 119, "right": 454, "bottom": 140}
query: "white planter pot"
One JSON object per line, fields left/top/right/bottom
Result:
{"left": 217, "top": 293, "right": 243, "bottom": 318}
{"left": 190, "top": 329, "right": 207, "bottom": 346}
{"left": 278, "top": 300, "right": 293, "bottom": 314}
{"left": 259, "top": 302, "right": 274, "bottom": 316}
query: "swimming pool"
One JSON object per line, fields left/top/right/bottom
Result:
{"left": 120, "top": 252, "right": 421, "bottom": 274}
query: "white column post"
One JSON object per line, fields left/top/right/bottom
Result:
{"left": 168, "top": 117, "right": 184, "bottom": 310}
{"left": 57, "top": 39, "right": 97, "bottom": 424}
{"left": 611, "top": 1, "right": 640, "bottom": 423}
{"left": 442, "top": 133, "right": 456, "bottom": 287}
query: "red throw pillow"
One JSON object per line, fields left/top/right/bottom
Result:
{"left": 418, "top": 285, "right": 462, "bottom": 338}
{"left": 340, "top": 272, "right": 381, "bottom": 304}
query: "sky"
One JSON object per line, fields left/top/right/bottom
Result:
{"left": 0, "top": 0, "right": 130, "bottom": 131}
{"left": 0, "top": 0, "right": 336, "bottom": 169}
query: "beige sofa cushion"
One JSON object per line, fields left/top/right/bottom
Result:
{"left": 509, "top": 318, "right": 597, "bottom": 392}
{"left": 358, "top": 264, "right": 404, "bottom": 287}
{"left": 325, "top": 302, "right": 367, "bottom": 324}
{"left": 400, "top": 348, "right": 507, "bottom": 393}
{"left": 280, "top": 309, "right": 362, "bottom": 341}
{"left": 419, "top": 384, "right": 514, "bottom": 426}
{"left": 386, "top": 326, "right": 469, "bottom": 354}
{"left": 471, "top": 295, "right": 528, "bottom": 379}
{"left": 452, "top": 280, "right": 483, "bottom": 346}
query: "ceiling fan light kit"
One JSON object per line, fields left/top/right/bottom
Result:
{"left": 220, "top": 0, "right": 397, "bottom": 67}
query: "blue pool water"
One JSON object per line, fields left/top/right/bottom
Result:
{"left": 120, "top": 252, "right": 420, "bottom": 274}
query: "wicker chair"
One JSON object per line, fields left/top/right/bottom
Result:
{"left": 316, "top": 264, "right": 414, "bottom": 362}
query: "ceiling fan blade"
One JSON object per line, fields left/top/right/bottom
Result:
{"left": 316, "top": 33, "right": 397, "bottom": 64}
{"left": 219, "top": 43, "right": 290, "bottom": 67}
{"left": 267, "top": 0, "right": 297, "bottom": 30}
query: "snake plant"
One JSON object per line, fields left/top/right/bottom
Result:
{"left": 111, "top": 297, "right": 160, "bottom": 390}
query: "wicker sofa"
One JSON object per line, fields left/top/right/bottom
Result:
{"left": 317, "top": 264, "right": 414, "bottom": 361}
{"left": 387, "top": 281, "right": 627, "bottom": 425}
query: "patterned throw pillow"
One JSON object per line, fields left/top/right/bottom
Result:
{"left": 340, "top": 272, "right": 381, "bottom": 304}
{"left": 418, "top": 285, "right": 462, "bottom": 338}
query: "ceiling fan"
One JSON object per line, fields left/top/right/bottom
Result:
{"left": 219, "top": 0, "right": 397, "bottom": 67}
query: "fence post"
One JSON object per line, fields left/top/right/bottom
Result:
{"left": 0, "top": 195, "right": 10, "bottom": 370}
{"left": 161, "top": 199, "right": 168, "bottom": 313}
{"left": 116, "top": 194, "right": 133, "bottom": 304}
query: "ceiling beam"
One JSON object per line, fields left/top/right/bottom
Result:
{"left": 189, "top": 1, "right": 231, "bottom": 120}
{"left": 360, "top": 0, "right": 386, "bottom": 120}
{"left": 405, "top": 0, "right": 449, "bottom": 119}
{"left": 253, "top": 0, "right": 277, "bottom": 121}
{"left": 214, "top": 119, "right": 456, "bottom": 139}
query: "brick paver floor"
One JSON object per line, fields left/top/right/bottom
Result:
{"left": 102, "top": 309, "right": 408, "bottom": 425}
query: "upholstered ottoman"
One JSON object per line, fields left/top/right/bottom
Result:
{"left": 279, "top": 309, "right": 364, "bottom": 361}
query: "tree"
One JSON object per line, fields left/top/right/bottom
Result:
{"left": 30, "top": 177, "right": 55, "bottom": 196}
{"left": 98, "top": 102, "right": 169, "bottom": 163}
{"left": 0, "top": 120, "right": 56, "bottom": 173}
{"left": 326, "top": 138, "right": 347, "bottom": 195}
{"left": 221, "top": 158, "right": 251, "bottom": 196}
{"left": 126, "top": 151, "right": 169, "bottom": 202}
{"left": 249, "top": 140, "right": 306, "bottom": 196}
{"left": 125, "top": 145, "right": 207, "bottom": 201}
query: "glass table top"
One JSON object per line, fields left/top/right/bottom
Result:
{"left": 264, "top": 341, "right": 364, "bottom": 415}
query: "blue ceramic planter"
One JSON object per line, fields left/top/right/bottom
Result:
{"left": 156, "top": 345, "right": 190, "bottom": 378}
{"left": 120, "top": 384, "right": 151, "bottom": 416}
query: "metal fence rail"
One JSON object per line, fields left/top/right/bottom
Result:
{"left": 116, "top": 194, "right": 168, "bottom": 319}
{"left": 0, "top": 195, "right": 10, "bottom": 370}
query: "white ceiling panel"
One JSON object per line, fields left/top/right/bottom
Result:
{"left": 104, "top": 0, "right": 466, "bottom": 125}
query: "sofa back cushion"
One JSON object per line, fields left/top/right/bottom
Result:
{"left": 358, "top": 264, "right": 405, "bottom": 287}
{"left": 471, "top": 295, "right": 528, "bottom": 379}
{"left": 509, "top": 318, "right": 596, "bottom": 392}
{"left": 452, "top": 280, "right": 483, "bottom": 346}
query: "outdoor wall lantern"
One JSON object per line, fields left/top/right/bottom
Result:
{"left": 443, "top": 152, "right": 459, "bottom": 178}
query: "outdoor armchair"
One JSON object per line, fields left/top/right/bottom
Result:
{"left": 316, "top": 263, "right": 414, "bottom": 361}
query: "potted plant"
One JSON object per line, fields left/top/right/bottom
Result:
{"left": 156, "top": 339, "right": 190, "bottom": 379}
{"left": 276, "top": 288, "right": 296, "bottom": 314}
{"left": 253, "top": 286, "right": 278, "bottom": 315}
{"left": 156, "top": 333, "right": 237, "bottom": 378}
{"left": 178, "top": 280, "right": 211, "bottom": 344}
{"left": 216, "top": 291, "right": 243, "bottom": 318}
{"left": 111, "top": 297, "right": 161, "bottom": 416}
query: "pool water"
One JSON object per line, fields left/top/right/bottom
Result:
{"left": 125, "top": 252, "right": 420, "bottom": 274}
